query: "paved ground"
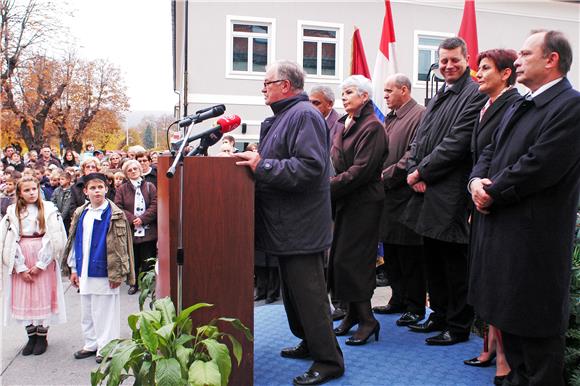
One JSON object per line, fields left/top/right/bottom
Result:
{"left": 1, "top": 280, "right": 391, "bottom": 386}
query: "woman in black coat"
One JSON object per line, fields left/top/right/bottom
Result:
{"left": 329, "top": 75, "right": 387, "bottom": 345}
{"left": 463, "top": 49, "right": 519, "bottom": 386}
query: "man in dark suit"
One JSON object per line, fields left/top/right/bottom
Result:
{"left": 469, "top": 30, "right": 580, "bottom": 385}
{"left": 401, "top": 37, "right": 487, "bottom": 345}
{"left": 373, "top": 74, "right": 426, "bottom": 328}
{"left": 236, "top": 60, "right": 344, "bottom": 386}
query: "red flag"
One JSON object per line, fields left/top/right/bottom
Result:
{"left": 458, "top": 0, "right": 479, "bottom": 76}
{"left": 351, "top": 27, "right": 371, "bottom": 78}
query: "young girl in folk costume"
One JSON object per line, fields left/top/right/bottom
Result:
{"left": 0, "top": 176, "right": 67, "bottom": 356}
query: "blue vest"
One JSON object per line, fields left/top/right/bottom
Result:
{"left": 74, "top": 203, "right": 112, "bottom": 277}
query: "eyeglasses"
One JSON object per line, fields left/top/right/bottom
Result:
{"left": 263, "top": 79, "right": 287, "bottom": 88}
{"left": 310, "top": 100, "right": 321, "bottom": 106}
{"left": 137, "top": 159, "right": 149, "bottom": 163}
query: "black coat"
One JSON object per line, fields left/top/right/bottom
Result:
{"left": 469, "top": 78, "right": 580, "bottom": 337}
{"left": 402, "top": 69, "right": 488, "bottom": 243}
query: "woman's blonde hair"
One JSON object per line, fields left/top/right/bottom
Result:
{"left": 15, "top": 176, "right": 45, "bottom": 235}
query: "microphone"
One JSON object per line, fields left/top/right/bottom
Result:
{"left": 186, "top": 131, "right": 223, "bottom": 157}
{"left": 184, "top": 114, "right": 241, "bottom": 144}
{"left": 178, "top": 104, "right": 226, "bottom": 127}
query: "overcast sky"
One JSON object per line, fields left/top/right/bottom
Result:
{"left": 68, "top": 0, "right": 176, "bottom": 113}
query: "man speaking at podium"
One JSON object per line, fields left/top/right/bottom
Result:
{"left": 236, "top": 60, "right": 344, "bottom": 386}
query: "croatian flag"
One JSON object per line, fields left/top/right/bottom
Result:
{"left": 458, "top": 0, "right": 480, "bottom": 78}
{"left": 371, "top": 0, "right": 398, "bottom": 121}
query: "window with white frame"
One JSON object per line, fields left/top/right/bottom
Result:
{"left": 298, "top": 21, "right": 343, "bottom": 81}
{"left": 413, "top": 31, "right": 454, "bottom": 85}
{"left": 226, "top": 16, "right": 275, "bottom": 78}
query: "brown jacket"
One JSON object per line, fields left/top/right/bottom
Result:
{"left": 380, "top": 98, "right": 425, "bottom": 245}
{"left": 114, "top": 180, "right": 158, "bottom": 244}
{"left": 330, "top": 101, "right": 388, "bottom": 204}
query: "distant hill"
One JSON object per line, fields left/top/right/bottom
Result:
{"left": 124, "top": 110, "right": 173, "bottom": 128}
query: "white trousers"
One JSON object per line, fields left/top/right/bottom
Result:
{"left": 80, "top": 293, "right": 120, "bottom": 355}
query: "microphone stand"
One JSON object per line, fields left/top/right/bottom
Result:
{"left": 166, "top": 121, "right": 198, "bottom": 313}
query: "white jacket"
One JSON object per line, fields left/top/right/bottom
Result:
{"left": 0, "top": 201, "right": 67, "bottom": 275}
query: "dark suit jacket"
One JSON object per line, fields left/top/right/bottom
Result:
{"left": 469, "top": 78, "right": 580, "bottom": 337}
{"left": 326, "top": 109, "right": 344, "bottom": 147}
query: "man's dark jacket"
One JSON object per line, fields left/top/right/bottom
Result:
{"left": 469, "top": 78, "right": 580, "bottom": 337}
{"left": 254, "top": 93, "right": 333, "bottom": 256}
{"left": 402, "top": 68, "right": 488, "bottom": 243}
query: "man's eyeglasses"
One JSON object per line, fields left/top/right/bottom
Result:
{"left": 263, "top": 79, "right": 287, "bottom": 88}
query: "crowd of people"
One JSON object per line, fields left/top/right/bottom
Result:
{"left": 236, "top": 29, "right": 579, "bottom": 386}
{"left": 1, "top": 27, "right": 578, "bottom": 386}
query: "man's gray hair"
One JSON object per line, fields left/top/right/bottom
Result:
{"left": 269, "top": 60, "right": 305, "bottom": 91}
{"left": 340, "top": 75, "right": 373, "bottom": 98}
{"left": 309, "top": 85, "right": 335, "bottom": 103}
{"left": 389, "top": 73, "right": 412, "bottom": 91}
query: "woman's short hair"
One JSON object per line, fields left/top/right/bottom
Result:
{"left": 340, "top": 75, "right": 373, "bottom": 98}
{"left": 477, "top": 49, "right": 518, "bottom": 86}
{"left": 122, "top": 159, "right": 141, "bottom": 177}
{"left": 80, "top": 156, "right": 101, "bottom": 171}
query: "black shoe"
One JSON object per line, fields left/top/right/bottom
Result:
{"left": 74, "top": 349, "right": 97, "bottom": 359}
{"left": 331, "top": 308, "right": 346, "bottom": 321}
{"left": 376, "top": 272, "right": 389, "bottom": 287}
{"left": 33, "top": 326, "right": 48, "bottom": 355}
{"left": 425, "top": 330, "right": 469, "bottom": 346}
{"left": 345, "top": 322, "right": 380, "bottom": 346}
{"left": 396, "top": 312, "right": 423, "bottom": 327}
{"left": 254, "top": 294, "right": 266, "bottom": 302}
{"left": 281, "top": 341, "right": 310, "bottom": 359}
{"left": 333, "top": 317, "right": 358, "bottom": 336}
{"left": 464, "top": 352, "right": 496, "bottom": 367}
{"left": 265, "top": 296, "right": 278, "bottom": 304}
{"left": 494, "top": 375, "right": 508, "bottom": 385}
{"left": 408, "top": 317, "right": 445, "bottom": 333}
{"left": 22, "top": 325, "right": 37, "bottom": 356}
{"left": 128, "top": 285, "right": 138, "bottom": 295}
{"left": 372, "top": 304, "right": 405, "bottom": 314}
{"left": 96, "top": 355, "right": 104, "bottom": 364}
{"left": 293, "top": 368, "right": 343, "bottom": 385}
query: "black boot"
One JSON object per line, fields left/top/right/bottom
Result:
{"left": 346, "top": 301, "right": 380, "bottom": 346}
{"left": 33, "top": 326, "right": 48, "bottom": 355}
{"left": 22, "top": 325, "right": 37, "bottom": 356}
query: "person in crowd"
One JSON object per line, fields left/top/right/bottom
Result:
{"left": 1, "top": 173, "right": 18, "bottom": 217}
{"left": 62, "top": 172, "right": 134, "bottom": 364}
{"left": 462, "top": 48, "right": 520, "bottom": 385}
{"left": 108, "top": 152, "right": 122, "bottom": 170}
{"left": 42, "top": 170, "right": 61, "bottom": 201}
{"left": 245, "top": 143, "right": 258, "bottom": 152}
{"left": 115, "top": 160, "right": 157, "bottom": 295}
{"left": 80, "top": 142, "right": 95, "bottom": 162}
{"left": 100, "top": 160, "right": 110, "bottom": 170}
{"left": 1, "top": 146, "right": 15, "bottom": 168}
{"left": 236, "top": 60, "right": 344, "bottom": 386}
{"left": 254, "top": 251, "right": 280, "bottom": 304}
{"left": 149, "top": 151, "right": 159, "bottom": 166}
{"left": 62, "top": 149, "right": 78, "bottom": 168}
{"left": 309, "top": 85, "right": 344, "bottom": 145}
{"left": 36, "top": 145, "right": 61, "bottom": 169}
{"left": 51, "top": 170, "right": 74, "bottom": 234}
{"left": 136, "top": 151, "right": 157, "bottom": 187}
{"left": 328, "top": 75, "right": 387, "bottom": 346}
{"left": 222, "top": 135, "right": 239, "bottom": 153}
{"left": 373, "top": 74, "right": 427, "bottom": 328}
{"left": 113, "top": 171, "right": 126, "bottom": 189}
{"left": 93, "top": 150, "right": 105, "bottom": 163}
{"left": 402, "top": 37, "right": 487, "bottom": 345}
{"left": 0, "top": 176, "right": 68, "bottom": 356}
{"left": 25, "top": 150, "right": 38, "bottom": 167}
{"left": 127, "top": 145, "right": 146, "bottom": 160}
{"left": 69, "top": 157, "right": 101, "bottom": 212}
{"left": 216, "top": 143, "right": 234, "bottom": 157}
{"left": 9, "top": 152, "right": 25, "bottom": 172}
{"left": 469, "top": 30, "right": 580, "bottom": 386}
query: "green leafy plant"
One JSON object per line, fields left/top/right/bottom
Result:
{"left": 138, "top": 257, "right": 157, "bottom": 311}
{"left": 90, "top": 297, "right": 253, "bottom": 386}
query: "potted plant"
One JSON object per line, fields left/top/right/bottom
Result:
{"left": 90, "top": 296, "right": 252, "bottom": 386}
{"left": 565, "top": 210, "right": 580, "bottom": 385}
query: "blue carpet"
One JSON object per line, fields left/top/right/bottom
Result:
{"left": 254, "top": 305, "right": 495, "bottom": 385}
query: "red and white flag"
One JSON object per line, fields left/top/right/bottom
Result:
{"left": 458, "top": 0, "right": 479, "bottom": 77}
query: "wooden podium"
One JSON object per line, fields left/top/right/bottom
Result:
{"left": 157, "top": 155, "right": 254, "bottom": 384}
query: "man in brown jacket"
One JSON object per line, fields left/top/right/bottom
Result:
{"left": 373, "top": 74, "right": 426, "bottom": 327}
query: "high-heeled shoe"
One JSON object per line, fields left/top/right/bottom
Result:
{"left": 463, "top": 351, "right": 496, "bottom": 367}
{"left": 493, "top": 375, "right": 507, "bottom": 385}
{"left": 333, "top": 318, "right": 358, "bottom": 336}
{"left": 345, "top": 322, "right": 380, "bottom": 346}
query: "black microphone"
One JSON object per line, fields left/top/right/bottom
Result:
{"left": 186, "top": 131, "right": 223, "bottom": 157}
{"left": 182, "top": 114, "right": 241, "bottom": 145}
{"left": 178, "top": 104, "right": 226, "bottom": 127}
